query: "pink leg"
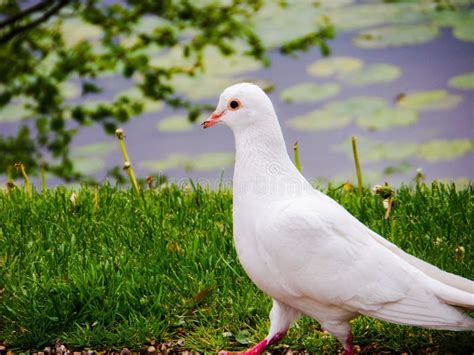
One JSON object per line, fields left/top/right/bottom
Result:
{"left": 221, "top": 300, "right": 299, "bottom": 355}
{"left": 344, "top": 331, "right": 354, "bottom": 355}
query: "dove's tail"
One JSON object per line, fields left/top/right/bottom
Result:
{"left": 364, "top": 283, "right": 474, "bottom": 331}
{"left": 366, "top": 230, "right": 474, "bottom": 330}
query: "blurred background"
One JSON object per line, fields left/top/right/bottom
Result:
{"left": 0, "top": 0, "right": 473, "bottom": 188}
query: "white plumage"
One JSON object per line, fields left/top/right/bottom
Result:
{"left": 203, "top": 83, "right": 474, "bottom": 354}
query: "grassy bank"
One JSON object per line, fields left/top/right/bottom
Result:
{"left": 0, "top": 183, "right": 473, "bottom": 353}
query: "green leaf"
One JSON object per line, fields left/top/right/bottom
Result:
{"left": 280, "top": 82, "right": 340, "bottom": 103}
{"left": 169, "top": 75, "right": 236, "bottom": 100}
{"left": 61, "top": 82, "right": 82, "bottom": 100}
{"left": 397, "top": 90, "right": 463, "bottom": 111}
{"left": 235, "top": 330, "right": 251, "bottom": 345}
{"left": 0, "top": 102, "right": 33, "bottom": 123}
{"left": 354, "top": 25, "right": 440, "bottom": 49}
{"left": 114, "top": 87, "right": 163, "bottom": 113}
{"left": 149, "top": 45, "right": 263, "bottom": 100}
{"left": 448, "top": 72, "right": 474, "bottom": 90}
{"left": 60, "top": 18, "right": 103, "bottom": 48}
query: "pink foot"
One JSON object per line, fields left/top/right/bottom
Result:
{"left": 344, "top": 331, "right": 354, "bottom": 355}
{"left": 220, "top": 330, "right": 287, "bottom": 355}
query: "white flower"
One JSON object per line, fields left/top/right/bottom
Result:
{"left": 372, "top": 184, "right": 383, "bottom": 195}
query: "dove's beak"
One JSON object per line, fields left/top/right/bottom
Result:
{"left": 202, "top": 110, "right": 225, "bottom": 129}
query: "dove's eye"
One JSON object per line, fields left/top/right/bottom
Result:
{"left": 228, "top": 99, "right": 241, "bottom": 111}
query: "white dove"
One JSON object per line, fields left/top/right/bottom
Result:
{"left": 202, "top": 83, "right": 474, "bottom": 354}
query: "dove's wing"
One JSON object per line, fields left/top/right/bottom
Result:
{"left": 256, "top": 194, "right": 474, "bottom": 330}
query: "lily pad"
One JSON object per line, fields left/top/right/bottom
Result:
{"left": 286, "top": 109, "right": 351, "bottom": 131}
{"left": 341, "top": 63, "right": 401, "bottom": 86}
{"left": 334, "top": 137, "right": 474, "bottom": 163}
{"left": 354, "top": 25, "right": 439, "bottom": 49}
{"left": 448, "top": 72, "right": 474, "bottom": 89}
{"left": 397, "top": 90, "right": 463, "bottom": 111}
{"left": 307, "top": 57, "right": 363, "bottom": 78}
{"left": 334, "top": 137, "right": 418, "bottom": 162}
{"left": 73, "top": 157, "right": 105, "bottom": 175}
{"left": 69, "top": 143, "right": 114, "bottom": 175}
{"left": 253, "top": 2, "right": 326, "bottom": 48}
{"left": 356, "top": 108, "right": 418, "bottom": 131}
{"left": 453, "top": 23, "right": 474, "bottom": 41}
{"left": 430, "top": 10, "right": 474, "bottom": 27}
{"left": 315, "top": 0, "right": 354, "bottom": 9}
{"left": 141, "top": 154, "right": 185, "bottom": 171}
{"left": 157, "top": 115, "right": 196, "bottom": 132}
{"left": 141, "top": 152, "right": 234, "bottom": 172}
{"left": 288, "top": 96, "right": 389, "bottom": 131}
{"left": 417, "top": 139, "right": 473, "bottom": 162}
{"left": 325, "top": 96, "right": 387, "bottom": 118}
{"left": 328, "top": 3, "right": 427, "bottom": 31}
{"left": 383, "top": 162, "right": 413, "bottom": 175}
{"left": 280, "top": 82, "right": 340, "bottom": 103}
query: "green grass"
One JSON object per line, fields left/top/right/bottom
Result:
{"left": 0, "top": 182, "right": 473, "bottom": 353}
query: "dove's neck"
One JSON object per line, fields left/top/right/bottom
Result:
{"left": 232, "top": 114, "right": 311, "bottom": 201}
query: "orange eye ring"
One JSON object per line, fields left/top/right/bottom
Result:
{"left": 228, "top": 98, "right": 242, "bottom": 111}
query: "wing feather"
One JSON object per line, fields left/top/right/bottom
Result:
{"left": 256, "top": 194, "right": 474, "bottom": 330}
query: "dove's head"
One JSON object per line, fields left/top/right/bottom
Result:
{"left": 202, "top": 82, "right": 276, "bottom": 131}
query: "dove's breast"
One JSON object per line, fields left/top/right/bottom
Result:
{"left": 232, "top": 198, "right": 299, "bottom": 301}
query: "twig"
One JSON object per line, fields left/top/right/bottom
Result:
{"left": 293, "top": 141, "right": 302, "bottom": 173}
{"left": 351, "top": 136, "right": 363, "bottom": 196}
{"left": 115, "top": 128, "right": 140, "bottom": 196}
{"left": 0, "top": 1, "right": 54, "bottom": 29}
{"left": 0, "top": 0, "right": 70, "bottom": 44}
{"left": 14, "top": 163, "right": 32, "bottom": 198}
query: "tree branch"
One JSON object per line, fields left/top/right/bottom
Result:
{"left": 0, "top": 1, "right": 54, "bottom": 30}
{"left": 0, "top": 0, "right": 70, "bottom": 44}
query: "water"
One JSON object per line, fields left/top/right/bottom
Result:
{"left": 1, "top": 2, "right": 473, "bottom": 187}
